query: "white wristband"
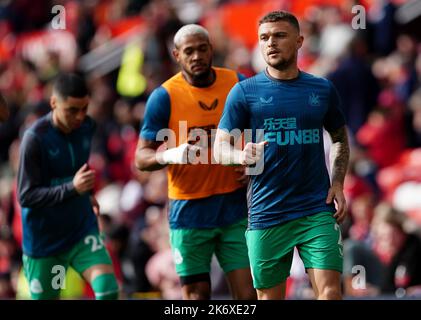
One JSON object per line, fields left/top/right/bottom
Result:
{"left": 160, "top": 143, "right": 190, "bottom": 164}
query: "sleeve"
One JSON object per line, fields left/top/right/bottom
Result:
{"left": 140, "top": 86, "right": 171, "bottom": 141}
{"left": 237, "top": 72, "right": 247, "bottom": 81}
{"left": 218, "top": 83, "right": 249, "bottom": 132}
{"left": 323, "top": 80, "right": 346, "bottom": 132}
{"left": 17, "top": 131, "right": 78, "bottom": 209}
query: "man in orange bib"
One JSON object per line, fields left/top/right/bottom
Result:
{"left": 135, "top": 24, "right": 255, "bottom": 300}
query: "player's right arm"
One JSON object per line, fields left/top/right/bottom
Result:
{"left": 135, "top": 86, "right": 201, "bottom": 171}
{"left": 135, "top": 87, "right": 171, "bottom": 171}
{"left": 135, "top": 138, "right": 167, "bottom": 171}
{"left": 214, "top": 130, "right": 266, "bottom": 166}
{"left": 214, "top": 83, "right": 266, "bottom": 165}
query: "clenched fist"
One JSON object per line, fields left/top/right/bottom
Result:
{"left": 73, "top": 163, "right": 95, "bottom": 194}
{"left": 240, "top": 141, "right": 268, "bottom": 166}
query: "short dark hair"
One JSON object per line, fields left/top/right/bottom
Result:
{"left": 259, "top": 11, "right": 300, "bottom": 33}
{"left": 53, "top": 73, "right": 88, "bottom": 100}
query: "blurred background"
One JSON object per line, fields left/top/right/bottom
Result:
{"left": 0, "top": 0, "right": 420, "bottom": 300}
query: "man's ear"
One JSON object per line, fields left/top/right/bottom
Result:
{"left": 172, "top": 48, "right": 180, "bottom": 63}
{"left": 50, "top": 95, "right": 57, "bottom": 110}
{"left": 297, "top": 35, "right": 304, "bottom": 50}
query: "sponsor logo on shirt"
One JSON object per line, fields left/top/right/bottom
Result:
{"left": 259, "top": 96, "right": 273, "bottom": 104}
{"left": 48, "top": 148, "right": 60, "bottom": 158}
{"left": 308, "top": 93, "right": 320, "bottom": 106}
{"left": 198, "top": 99, "right": 218, "bottom": 111}
{"left": 263, "top": 117, "right": 320, "bottom": 145}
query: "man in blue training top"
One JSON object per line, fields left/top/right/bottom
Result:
{"left": 17, "top": 73, "right": 119, "bottom": 300}
{"left": 214, "top": 11, "right": 350, "bottom": 300}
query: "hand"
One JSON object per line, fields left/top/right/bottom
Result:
{"left": 235, "top": 166, "right": 249, "bottom": 186}
{"left": 240, "top": 141, "right": 268, "bottom": 166}
{"left": 326, "top": 182, "right": 347, "bottom": 223}
{"left": 90, "top": 195, "right": 100, "bottom": 217}
{"left": 159, "top": 143, "right": 203, "bottom": 165}
{"left": 73, "top": 163, "right": 96, "bottom": 194}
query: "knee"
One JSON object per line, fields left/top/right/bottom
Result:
{"left": 184, "top": 289, "right": 210, "bottom": 300}
{"left": 91, "top": 273, "right": 119, "bottom": 300}
{"left": 181, "top": 275, "right": 211, "bottom": 300}
{"left": 183, "top": 285, "right": 211, "bottom": 300}
{"left": 318, "top": 286, "right": 342, "bottom": 300}
{"left": 233, "top": 286, "right": 257, "bottom": 300}
{"left": 182, "top": 284, "right": 211, "bottom": 300}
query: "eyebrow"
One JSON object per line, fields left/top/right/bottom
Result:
{"left": 182, "top": 42, "right": 209, "bottom": 49}
{"left": 260, "top": 31, "right": 288, "bottom": 36}
{"left": 68, "top": 103, "right": 89, "bottom": 109}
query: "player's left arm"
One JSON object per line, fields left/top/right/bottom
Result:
{"left": 326, "top": 125, "right": 350, "bottom": 223}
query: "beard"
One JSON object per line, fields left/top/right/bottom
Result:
{"left": 267, "top": 55, "right": 295, "bottom": 71}
{"left": 189, "top": 62, "right": 212, "bottom": 81}
{"left": 191, "top": 68, "right": 212, "bottom": 82}
{"left": 191, "top": 55, "right": 213, "bottom": 79}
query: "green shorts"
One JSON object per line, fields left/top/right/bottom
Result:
{"left": 170, "top": 218, "right": 250, "bottom": 277}
{"left": 246, "top": 212, "right": 343, "bottom": 289}
{"left": 23, "top": 230, "right": 113, "bottom": 299}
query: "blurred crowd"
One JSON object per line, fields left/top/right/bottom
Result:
{"left": 0, "top": 0, "right": 420, "bottom": 299}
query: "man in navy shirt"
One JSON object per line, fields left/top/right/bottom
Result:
{"left": 214, "top": 11, "right": 350, "bottom": 300}
{"left": 17, "top": 73, "right": 118, "bottom": 299}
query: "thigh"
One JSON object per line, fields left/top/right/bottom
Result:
{"left": 169, "top": 228, "right": 216, "bottom": 277}
{"left": 69, "top": 230, "right": 113, "bottom": 276}
{"left": 245, "top": 224, "right": 295, "bottom": 289}
{"left": 22, "top": 254, "right": 68, "bottom": 299}
{"left": 297, "top": 212, "right": 343, "bottom": 273}
{"left": 215, "top": 218, "right": 250, "bottom": 273}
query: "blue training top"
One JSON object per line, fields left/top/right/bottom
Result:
{"left": 218, "top": 70, "right": 346, "bottom": 230}
{"left": 17, "top": 112, "right": 98, "bottom": 257}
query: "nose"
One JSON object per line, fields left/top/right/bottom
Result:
{"left": 76, "top": 109, "right": 87, "bottom": 121}
{"left": 191, "top": 50, "right": 202, "bottom": 61}
{"left": 268, "top": 36, "right": 276, "bottom": 47}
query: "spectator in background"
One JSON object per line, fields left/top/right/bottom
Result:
{"left": 144, "top": 205, "right": 181, "bottom": 299}
{"left": 356, "top": 102, "right": 406, "bottom": 169}
{"left": 407, "top": 88, "right": 421, "bottom": 148}
{"left": 343, "top": 202, "right": 421, "bottom": 298}
{"left": 328, "top": 35, "right": 379, "bottom": 137}
{"left": 0, "top": 93, "right": 9, "bottom": 122}
{"left": 347, "top": 193, "right": 376, "bottom": 243}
